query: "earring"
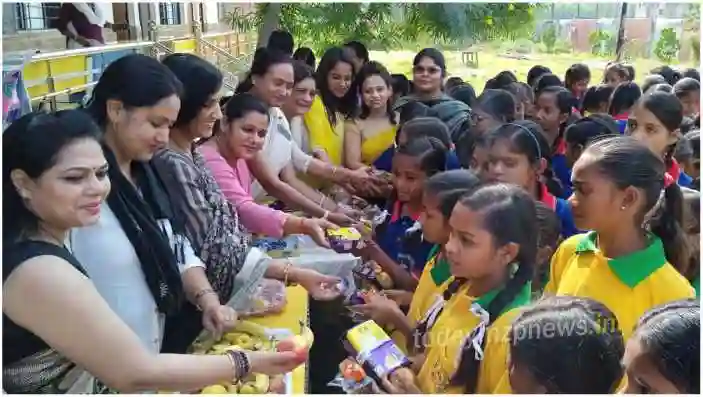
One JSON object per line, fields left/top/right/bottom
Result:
{"left": 620, "top": 205, "right": 626, "bottom": 210}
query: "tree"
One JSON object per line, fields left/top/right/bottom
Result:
{"left": 225, "top": 3, "right": 539, "bottom": 54}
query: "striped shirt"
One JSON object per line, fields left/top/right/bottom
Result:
{"left": 155, "top": 147, "right": 252, "bottom": 301}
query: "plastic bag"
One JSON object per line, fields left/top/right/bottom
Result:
{"left": 327, "top": 358, "right": 378, "bottom": 394}
{"left": 238, "top": 278, "right": 287, "bottom": 317}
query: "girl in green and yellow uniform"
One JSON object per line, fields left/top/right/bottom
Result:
{"left": 383, "top": 183, "right": 537, "bottom": 394}
{"left": 544, "top": 136, "right": 695, "bottom": 341}
{"left": 351, "top": 170, "right": 481, "bottom": 350}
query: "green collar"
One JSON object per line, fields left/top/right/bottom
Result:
{"left": 473, "top": 281, "right": 532, "bottom": 314}
{"left": 574, "top": 231, "right": 667, "bottom": 288}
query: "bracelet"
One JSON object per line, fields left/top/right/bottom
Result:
{"left": 194, "top": 288, "right": 217, "bottom": 310}
{"left": 331, "top": 166, "right": 338, "bottom": 178}
{"left": 283, "top": 262, "right": 298, "bottom": 287}
{"left": 225, "top": 350, "right": 251, "bottom": 380}
{"left": 318, "top": 195, "right": 327, "bottom": 207}
{"left": 322, "top": 210, "right": 330, "bottom": 220}
{"left": 283, "top": 261, "right": 293, "bottom": 286}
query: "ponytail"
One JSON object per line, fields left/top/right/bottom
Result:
{"left": 647, "top": 183, "right": 690, "bottom": 276}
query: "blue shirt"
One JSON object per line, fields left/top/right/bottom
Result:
{"left": 375, "top": 201, "right": 434, "bottom": 278}
{"left": 373, "top": 147, "right": 461, "bottom": 172}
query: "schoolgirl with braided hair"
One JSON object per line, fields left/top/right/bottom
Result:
{"left": 544, "top": 136, "right": 695, "bottom": 342}
{"left": 400, "top": 183, "right": 536, "bottom": 393}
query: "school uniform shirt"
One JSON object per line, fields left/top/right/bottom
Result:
{"left": 550, "top": 137, "right": 572, "bottom": 198}
{"left": 375, "top": 201, "right": 434, "bottom": 278}
{"left": 415, "top": 280, "right": 531, "bottom": 394}
{"left": 392, "top": 245, "right": 452, "bottom": 350}
{"left": 692, "top": 275, "right": 700, "bottom": 298}
{"left": 668, "top": 158, "right": 694, "bottom": 188}
{"left": 544, "top": 232, "right": 695, "bottom": 341}
{"left": 540, "top": 183, "right": 579, "bottom": 238}
{"left": 613, "top": 113, "right": 629, "bottom": 134}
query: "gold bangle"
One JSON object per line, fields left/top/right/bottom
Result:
{"left": 283, "top": 262, "right": 299, "bottom": 287}
{"left": 283, "top": 261, "right": 292, "bottom": 286}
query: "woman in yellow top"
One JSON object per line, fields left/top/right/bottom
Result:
{"left": 544, "top": 136, "right": 695, "bottom": 341}
{"left": 382, "top": 183, "right": 536, "bottom": 394}
{"left": 302, "top": 47, "right": 357, "bottom": 168}
{"left": 344, "top": 61, "right": 397, "bottom": 171}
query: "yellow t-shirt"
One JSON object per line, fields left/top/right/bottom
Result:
{"left": 391, "top": 246, "right": 451, "bottom": 350}
{"left": 544, "top": 232, "right": 695, "bottom": 341}
{"left": 415, "top": 280, "right": 531, "bottom": 394}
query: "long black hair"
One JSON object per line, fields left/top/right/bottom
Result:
{"left": 161, "top": 53, "right": 223, "bottom": 128}
{"left": 632, "top": 299, "right": 700, "bottom": 394}
{"left": 3, "top": 111, "right": 102, "bottom": 242}
{"left": 353, "top": 61, "right": 396, "bottom": 124}
{"left": 236, "top": 47, "right": 292, "bottom": 94}
{"left": 637, "top": 91, "right": 684, "bottom": 168}
{"left": 85, "top": 53, "right": 183, "bottom": 126}
{"left": 584, "top": 136, "right": 690, "bottom": 276}
{"left": 449, "top": 183, "right": 537, "bottom": 392}
{"left": 315, "top": 47, "right": 358, "bottom": 125}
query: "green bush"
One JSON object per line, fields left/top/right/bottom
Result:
{"left": 589, "top": 29, "right": 615, "bottom": 57}
{"left": 654, "top": 28, "right": 681, "bottom": 63}
{"left": 541, "top": 24, "right": 557, "bottom": 53}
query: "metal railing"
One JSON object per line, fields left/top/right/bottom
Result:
{"left": 10, "top": 25, "right": 256, "bottom": 112}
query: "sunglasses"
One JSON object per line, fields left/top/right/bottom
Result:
{"left": 413, "top": 65, "right": 441, "bottom": 75}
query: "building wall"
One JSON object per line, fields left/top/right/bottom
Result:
{"left": 2, "top": 2, "right": 255, "bottom": 54}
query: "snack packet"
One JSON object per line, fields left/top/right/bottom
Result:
{"left": 326, "top": 227, "right": 364, "bottom": 253}
{"left": 328, "top": 358, "right": 376, "bottom": 394}
{"left": 343, "top": 320, "right": 411, "bottom": 385}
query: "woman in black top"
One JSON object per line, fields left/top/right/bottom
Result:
{"left": 2, "top": 111, "right": 306, "bottom": 393}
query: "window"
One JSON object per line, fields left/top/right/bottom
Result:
{"left": 15, "top": 2, "right": 61, "bottom": 31}
{"left": 159, "top": 3, "right": 182, "bottom": 25}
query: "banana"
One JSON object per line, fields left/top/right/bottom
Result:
{"left": 299, "top": 325, "right": 314, "bottom": 347}
{"left": 252, "top": 373, "right": 269, "bottom": 393}
{"left": 232, "top": 321, "right": 268, "bottom": 338}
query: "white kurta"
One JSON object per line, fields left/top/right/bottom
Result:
{"left": 251, "top": 107, "right": 314, "bottom": 201}
{"left": 68, "top": 203, "right": 204, "bottom": 353}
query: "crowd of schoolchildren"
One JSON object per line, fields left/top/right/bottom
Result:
{"left": 2, "top": 29, "right": 700, "bottom": 394}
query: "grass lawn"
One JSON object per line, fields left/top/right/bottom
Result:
{"left": 372, "top": 49, "right": 698, "bottom": 94}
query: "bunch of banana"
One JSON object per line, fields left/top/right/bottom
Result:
{"left": 194, "top": 321, "right": 276, "bottom": 394}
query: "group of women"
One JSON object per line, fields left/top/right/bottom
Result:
{"left": 3, "top": 32, "right": 701, "bottom": 394}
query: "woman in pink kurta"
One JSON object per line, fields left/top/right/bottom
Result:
{"left": 200, "top": 92, "right": 334, "bottom": 243}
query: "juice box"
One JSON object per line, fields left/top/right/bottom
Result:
{"left": 344, "top": 320, "right": 410, "bottom": 380}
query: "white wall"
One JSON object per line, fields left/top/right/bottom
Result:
{"left": 96, "top": 3, "right": 115, "bottom": 24}
{"left": 204, "top": 2, "right": 220, "bottom": 25}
